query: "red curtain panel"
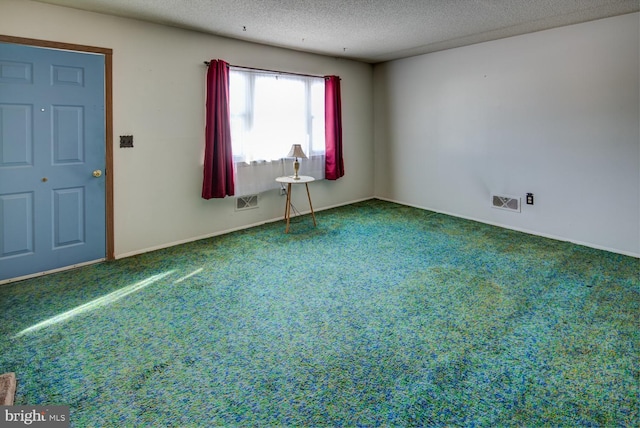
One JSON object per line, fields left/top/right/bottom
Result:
{"left": 324, "top": 75, "right": 345, "bottom": 180}
{"left": 202, "top": 60, "right": 235, "bottom": 199}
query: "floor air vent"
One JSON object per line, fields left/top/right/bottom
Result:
{"left": 236, "top": 195, "right": 258, "bottom": 211}
{"left": 491, "top": 194, "right": 520, "bottom": 212}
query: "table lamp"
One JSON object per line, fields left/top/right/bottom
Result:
{"left": 287, "top": 144, "right": 307, "bottom": 180}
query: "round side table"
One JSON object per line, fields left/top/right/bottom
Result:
{"left": 275, "top": 176, "right": 317, "bottom": 233}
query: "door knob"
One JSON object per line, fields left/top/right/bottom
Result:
{"left": 92, "top": 169, "right": 102, "bottom": 177}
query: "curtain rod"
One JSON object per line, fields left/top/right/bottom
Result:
{"left": 203, "top": 61, "right": 327, "bottom": 79}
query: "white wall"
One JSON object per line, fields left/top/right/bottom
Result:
{"left": 374, "top": 13, "right": 640, "bottom": 256}
{"left": 3, "top": 1, "right": 637, "bottom": 258}
{"left": 1, "top": 0, "right": 374, "bottom": 257}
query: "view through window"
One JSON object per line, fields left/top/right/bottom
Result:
{"left": 229, "top": 68, "right": 325, "bottom": 195}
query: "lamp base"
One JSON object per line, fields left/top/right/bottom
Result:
{"left": 293, "top": 159, "right": 300, "bottom": 179}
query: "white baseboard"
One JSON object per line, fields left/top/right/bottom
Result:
{"left": 115, "top": 196, "right": 375, "bottom": 260}
{"left": 375, "top": 196, "right": 640, "bottom": 259}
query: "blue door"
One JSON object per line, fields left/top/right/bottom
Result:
{"left": 0, "top": 43, "right": 105, "bottom": 281}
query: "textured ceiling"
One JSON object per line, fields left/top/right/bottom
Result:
{"left": 35, "top": 0, "right": 639, "bottom": 63}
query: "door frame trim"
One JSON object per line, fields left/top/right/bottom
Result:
{"left": 0, "top": 35, "right": 115, "bottom": 260}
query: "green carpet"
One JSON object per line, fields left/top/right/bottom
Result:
{"left": 0, "top": 199, "right": 638, "bottom": 426}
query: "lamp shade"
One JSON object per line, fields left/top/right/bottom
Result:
{"left": 287, "top": 144, "right": 307, "bottom": 159}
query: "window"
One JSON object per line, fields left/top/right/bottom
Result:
{"left": 229, "top": 68, "right": 325, "bottom": 195}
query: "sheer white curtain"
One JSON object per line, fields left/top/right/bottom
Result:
{"left": 230, "top": 68, "right": 325, "bottom": 196}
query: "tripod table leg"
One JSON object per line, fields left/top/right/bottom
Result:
{"left": 285, "top": 183, "right": 292, "bottom": 233}
{"left": 305, "top": 183, "right": 317, "bottom": 227}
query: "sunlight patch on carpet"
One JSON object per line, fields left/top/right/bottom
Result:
{"left": 173, "top": 268, "right": 203, "bottom": 284}
{"left": 13, "top": 271, "right": 174, "bottom": 338}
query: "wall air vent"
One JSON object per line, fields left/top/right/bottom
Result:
{"left": 236, "top": 194, "right": 258, "bottom": 211}
{"left": 491, "top": 194, "right": 520, "bottom": 212}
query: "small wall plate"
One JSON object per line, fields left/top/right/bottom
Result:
{"left": 120, "top": 135, "right": 133, "bottom": 148}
